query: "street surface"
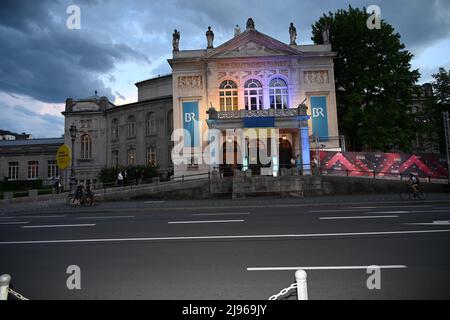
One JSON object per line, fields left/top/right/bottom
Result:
{"left": 1, "top": 193, "right": 450, "bottom": 300}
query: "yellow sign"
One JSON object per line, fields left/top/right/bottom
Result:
{"left": 57, "top": 144, "right": 71, "bottom": 170}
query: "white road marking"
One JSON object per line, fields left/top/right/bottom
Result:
{"left": 15, "top": 215, "right": 66, "bottom": 219}
{"left": 0, "top": 222, "right": 30, "bottom": 225}
{"left": 372, "top": 210, "right": 450, "bottom": 214}
{"left": 247, "top": 265, "right": 408, "bottom": 271}
{"left": 192, "top": 213, "right": 250, "bottom": 216}
{"left": 320, "top": 215, "right": 399, "bottom": 220}
{"left": 351, "top": 205, "right": 432, "bottom": 209}
{"left": 1, "top": 229, "right": 449, "bottom": 245}
{"left": 372, "top": 211, "right": 410, "bottom": 214}
{"left": 309, "top": 209, "right": 372, "bottom": 213}
{"left": 168, "top": 220, "right": 245, "bottom": 224}
{"left": 22, "top": 224, "right": 96, "bottom": 229}
{"left": 405, "top": 221, "right": 450, "bottom": 226}
{"left": 144, "top": 201, "right": 166, "bottom": 204}
{"left": 76, "top": 216, "right": 135, "bottom": 220}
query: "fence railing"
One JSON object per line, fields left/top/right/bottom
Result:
{"left": 319, "top": 167, "right": 449, "bottom": 184}
{"left": 269, "top": 270, "right": 308, "bottom": 301}
{"left": 0, "top": 274, "right": 28, "bottom": 301}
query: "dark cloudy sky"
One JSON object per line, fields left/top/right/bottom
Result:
{"left": 0, "top": 0, "right": 449, "bottom": 138}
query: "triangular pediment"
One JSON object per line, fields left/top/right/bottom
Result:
{"left": 206, "top": 29, "right": 302, "bottom": 59}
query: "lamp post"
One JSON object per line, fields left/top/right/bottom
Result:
{"left": 69, "top": 125, "right": 78, "bottom": 197}
{"left": 444, "top": 112, "right": 450, "bottom": 188}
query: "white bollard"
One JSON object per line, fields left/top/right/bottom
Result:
{"left": 295, "top": 269, "right": 308, "bottom": 300}
{"left": 0, "top": 274, "right": 11, "bottom": 300}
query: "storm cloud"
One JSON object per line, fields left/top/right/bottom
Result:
{"left": 0, "top": 0, "right": 449, "bottom": 137}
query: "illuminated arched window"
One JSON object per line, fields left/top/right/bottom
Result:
{"left": 80, "top": 134, "right": 92, "bottom": 159}
{"left": 127, "top": 116, "right": 136, "bottom": 138}
{"left": 269, "top": 78, "right": 289, "bottom": 109}
{"left": 111, "top": 119, "right": 119, "bottom": 140}
{"left": 146, "top": 113, "right": 156, "bottom": 135}
{"left": 244, "top": 79, "right": 263, "bottom": 110}
{"left": 219, "top": 80, "right": 238, "bottom": 111}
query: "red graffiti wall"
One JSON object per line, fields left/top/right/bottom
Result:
{"left": 312, "top": 151, "right": 449, "bottom": 179}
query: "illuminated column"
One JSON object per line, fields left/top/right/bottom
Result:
{"left": 207, "top": 128, "right": 221, "bottom": 171}
{"left": 300, "top": 126, "right": 311, "bottom": 176}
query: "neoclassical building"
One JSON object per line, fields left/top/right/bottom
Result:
{"left": 63, "top": 76, "right": 173, "bottom": 185}
{"left": 170, "top": 19, "right": 340, "bottom": 177}
{"left": 62, "top": 18, "right": 340, "bottom": 184}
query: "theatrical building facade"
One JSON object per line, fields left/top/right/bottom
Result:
{"left": 60, "top": 18, "right": 340, "bottom": 184}
{"left": 59, "top": 19, "right": 340, "bottom": 184}
{"left": 170, "top": 19, "right": 340, "bottom": 177}
{"left": 2, "top": 19, "right": 441, "bottom": 186}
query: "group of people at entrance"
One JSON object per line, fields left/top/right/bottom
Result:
{"left": 289, "top": 155, "right": 320, "bottom": 175}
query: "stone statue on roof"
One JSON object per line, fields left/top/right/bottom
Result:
{"left": 234, "top": 25, "right": 241, "bottom": 37}
{"left": 206, "top": 26, "right": 214, "bottom": 49}
{"left": 172, "top": 29, "right": 180, "bottom": 51}
{"left": 246, "top": 18, "right": 255, "bottom": 31}
{"left": 289, "top": 22, "right": 297, "bottom": 45}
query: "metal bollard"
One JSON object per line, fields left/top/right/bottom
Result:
{"left": 295, "top": 270, "right": 308, "bottom": 300}
{"left": 0, "top": 274, "right": 11, "bottom": 300}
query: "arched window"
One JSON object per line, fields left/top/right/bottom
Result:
{"left": 127, "top": 116, "right": 136, "bottom": 138}
{"left": 146, "top": 113, "right": 156, "bottom": 135}
{"left": 111, "top": 119, "right": 119, "bottom": 140}
{"left": 80, "top": 134, "right": 92, "bottom": 159}
{"left": 244, "top": 79, "right": 263, "bottom": 110}
{"left": 219, "top": 80, "right": 238, "bottom": 111}
{"left": 269, "top": 78, "right": 288, "bottom": 109}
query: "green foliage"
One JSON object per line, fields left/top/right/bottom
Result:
{"left": 0, "top": 180, "right": 43, "bottom": 192}
{"left": 98, "top": 165, "right": 159, "bottom": 183}
{"left": 311, "top": 5, "right": 420, "bottom": 152}
{"left": 417, "top": 68, "right": 450, "bottom": 154}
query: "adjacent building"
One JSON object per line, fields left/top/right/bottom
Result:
{"left": 0, "top": 138, "right": 64, "bottom": 184}
{"left": 62, "top": 76, "right": 173, "bottom": 185}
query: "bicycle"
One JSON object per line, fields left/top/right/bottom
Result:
{"left": 400, "top": 186, "right": 427, "bottom": 201}
{"left": 68, "top": 193, "right": 96, "bottom": 206}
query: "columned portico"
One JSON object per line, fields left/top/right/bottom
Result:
{"left": 169, "top": 18, "right": 339, "bottom": 178}
{"left": 206, "top": 106, "right": 311, "bottom": 176}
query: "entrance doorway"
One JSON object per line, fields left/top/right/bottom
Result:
{"left": 221, "top": 141, "right": 241, "bottom": 176}
{"left": 279, "top": 139, "right": 293, "bottom": 168}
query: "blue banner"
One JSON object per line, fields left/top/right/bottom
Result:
{"left": 243, "top": 117, "right": 275, "bottom": 128}
{"left": 310, "top": 96, "right": 329, "bottom": 142}
{"left": 182, "top": 101, "right": 200, "bottom": 147}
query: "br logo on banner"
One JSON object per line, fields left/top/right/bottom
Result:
{"left": 182, "top": 102, "right": 200, "bottom": 147}
{"left": 310, "top": 96, "right": 329, "bottom": 142}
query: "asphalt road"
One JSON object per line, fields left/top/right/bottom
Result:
{"left": 1, "top": 194, "right": 450, "bottom": 300}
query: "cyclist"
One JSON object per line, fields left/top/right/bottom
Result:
{"left": 74, "top": 183, "right": 85, "bottom": 205}
{"left": 85, "top": 183, "right": 95, "bottom": 205}
{"left": 408, "top": 174, "right": 420, "bottom": 197}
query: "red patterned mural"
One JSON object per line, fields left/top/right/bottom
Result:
{"left": 311, "top": 151, "right": 449, "bottom": 179}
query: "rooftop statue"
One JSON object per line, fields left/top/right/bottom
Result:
{"left": 234, "top": 25, "right": 241, "bottom": 37}
{"left": 322, "top": 24, "right": 331, "bottom": 45}
{"left": 289, "top": 22, "right": 297, "bottom": 45}
{"left": 246, "top": 18, "right": 255, "bottom": 31}
{"left": 206, "top": 26, "right": 214, "bottom": 49}
{"left": 172, "top": 29, "right": 180, "bottom": 51}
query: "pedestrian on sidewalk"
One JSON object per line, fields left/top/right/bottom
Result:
{"left": 117, "top": 171, "right": 124, "bottom": 186}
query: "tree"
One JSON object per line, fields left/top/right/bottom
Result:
{"left": 418, "top": 68, "right": 450, "bottom": 154}
{"left": 311, "top": 6, "right": 420, "bottom": 152}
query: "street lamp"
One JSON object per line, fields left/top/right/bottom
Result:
{"left": 69, "top": 125, "right": 78, "bottom": 197}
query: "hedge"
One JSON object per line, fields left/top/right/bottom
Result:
{"left": 0, "top": 180, "right": 43, "bottom": 192}
{"left": 98, "top": 165, "right": 159, "bottom": 184}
